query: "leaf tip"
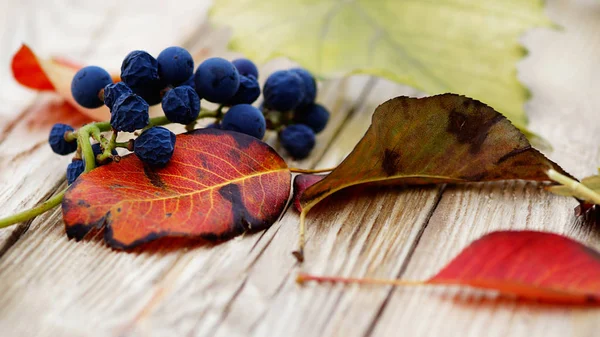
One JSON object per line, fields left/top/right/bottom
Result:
{"left": 11, "top": 43, "right": 56, "bottom": 91}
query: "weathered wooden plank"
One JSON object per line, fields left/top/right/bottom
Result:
{"left": 1, "top": 0, "right": 600, "bottom": 336}
{"left": 0, "top": 78, "right": 373, "bottom": 336}
{"left": 369, "top": 0, "right": 600, "bottom": 336}
{"left": 0, "top": 24, "right": 375, "bottom": 337}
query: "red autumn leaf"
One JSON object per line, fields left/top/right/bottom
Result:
{"left": 62, "top": 129, "right": 291, "bottom": 249}
{"left": 299, "top": 231, "right": 600, "bottom": 305}
{"left": 11, "top": 44, "right": 56, "bottom": 91}
{"left": 293, "top": 174, "right": 325, "bottom": 212}
{"left": 428, "top": 230, "right": 600, "bottom": 304}
{"left": 11, "top": 44, "right": 116, "bottom": 120}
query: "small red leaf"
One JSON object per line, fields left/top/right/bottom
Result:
{"left": 62, "top": 129, "right": 291, "bottom": 249}
{"left": 428, "top": 231, "right": 600, "bottom": 304}
{"left": 11, "top": 44, "right": 56, "bottom": 91}
{"left": 11, "top": 44, "right": 114, "bottom": 120}
{"left": 293, "top": 174, "right": 325, "bottom": 212}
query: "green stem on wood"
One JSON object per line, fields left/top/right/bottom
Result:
{"left": 0, "top": 190, "right": 66, "bottom": 229}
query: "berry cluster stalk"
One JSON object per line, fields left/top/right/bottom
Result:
{"left": 0, "top": 108, "right": 218, "bottom": 229}
{"left": 0, "top": 191, "right": 66, "bottom": 229}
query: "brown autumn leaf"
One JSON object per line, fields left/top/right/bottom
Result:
{"left": 294, "top": 94, "right": 571, "bottom": 260}
{"left": 300, "top": 94, "right": 569, "bottom": 210}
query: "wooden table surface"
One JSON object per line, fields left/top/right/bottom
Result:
{"left": 1, "top": 0, "right": 600, "bottom": 336}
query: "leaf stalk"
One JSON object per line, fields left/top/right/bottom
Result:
{"left": 0, "top": 190, "right": 66, "bottom": 229}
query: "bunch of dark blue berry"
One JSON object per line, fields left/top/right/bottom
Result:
{"left": 49, "top": 46, "right": 330, "bottom": 184}
{"left": 262, "top": 69, "right": 330, "bottom": 159}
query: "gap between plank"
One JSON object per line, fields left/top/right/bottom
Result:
{"left": 310, "top": 76, "right": 378, "bottom": 167}
{"left": 363, "top": 184, "right": 446, "bottom": 337}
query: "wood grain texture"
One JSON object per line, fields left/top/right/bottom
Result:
{"left": 1, "top": 0, "right": 600, "bottom": 336}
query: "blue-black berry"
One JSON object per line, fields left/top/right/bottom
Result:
{"left": 121, "top": 50, "right": 159, "bottom": 88}
{"left": 221, "top": 104, "right": 266, "bottom": 139}
{"left": 194, "top": 57, "right": 240, "bottom": 103}
{"left": 263, "top": 70, "right": 305, "bottom": 111}
{"left": 226, "top": 75, "right": 260, "bottom": 105}
{"left": 294, "top": 103, "right": 330, "bottom": 133}
{"left": 232, "top": 58, "right": 259, "bottom": 79}
{"left": 67, "top": 160, "right": 85, "bottom": 184}
{"left": 290, "top": 68, "right": 317, "bottom": 107}
{"left": 157, "top": 46, "right": 194, "bottom": 86}
{"left": 71, "top": 66, "right": 112, "bottom": 108}
{"left": 48, "top": 123, "right": 77, "bottom": 155}
{"left": 110, "top": 93, "right": 150, "bottom": 132}
{"left": 279, "top": 124, "right": 316, "bottom": 159}
{"left": 103, "top": 82, "right": 132, "bottom": 110}
{"left": 162, "top": 86, "right": 201, "bottom": 125}
{"left": 134, "top": 126, "right": 176, "bottom": 167}
{"left": 120, "top": 50, "right": 164, "bottom": 105}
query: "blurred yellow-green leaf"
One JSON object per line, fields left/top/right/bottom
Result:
{"left": 209, "top": 0, "right": 552, "bottom": 130}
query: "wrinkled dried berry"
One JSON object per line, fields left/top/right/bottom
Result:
{"left": 134, "top": 126, "right": 176, "bottom": 167}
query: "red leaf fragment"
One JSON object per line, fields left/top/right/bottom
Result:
{"left": 11, "top": 44, "right": 55, "bottom": 91}
{"left": 293, "top": 174, "right": 325, "bottom": 212}
{"left": 62, "top": 129, "right": 291, "bottom": 249}
{"left": 428, "top": 230, "right": 600, "bottom": 304}
{"left": 11, "top": 43, "right": 115, "bottom": 120}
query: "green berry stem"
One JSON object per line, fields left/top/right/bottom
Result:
{"left": 263, "top": 110, "right": 292, "bottom": 131}
{"left": 91, "top": 121, "right": 113, "bottom": 133}
{"left": 105, "top": 130, "right": 118, "bottom": 154}
{"left": 91, "top": 107, "right": 217, "bottom": 134}
{"left": 64, "top": 130, "right": 78, "bottom": 142}
{"left": 150, "top": 108, "right": 219, "bottom": 128}
{"left": 216, "top": 105, "right": 224, "bottom": 119}
{"left": 96, "top": 129, "right": 119, "bottom": 163}
{"left": 0, "top": 189, "right": 66, "bottom": 229}
{"left": 78, "top": 127, "right": 96, "bottom": 172}
{"left": 114, "top": 141, "right": 132, "bottom": 149}
{"left": 185, "top": 121, "right": 197, "bottom": 132}
{"left": 88, "top": 125, "right": 103, "bottom": 142}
